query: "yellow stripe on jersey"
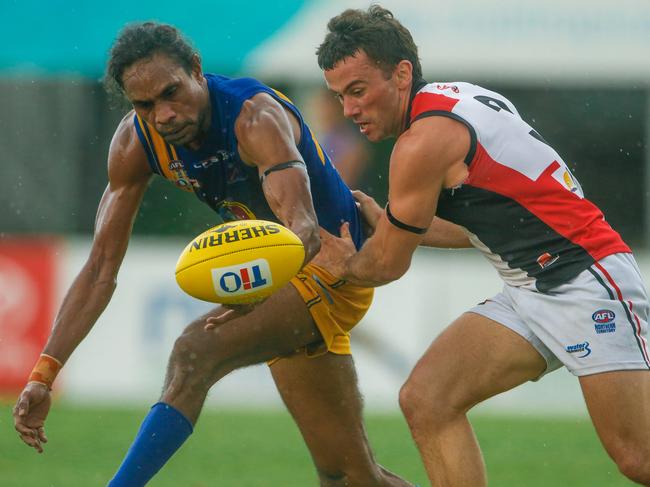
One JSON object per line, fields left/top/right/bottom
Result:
{"left": 136, "top": 117, "right": 194, "bottom": 193}
{"left": 135, "top": 115, "right": 161, "bottom": 172}
{"left": 309, "top": 128, "right": 326, "bottom": 165}
{"left": 146, "top": 127, "right": 174, "bottom": 180}
{"left": 271, "top": 88, "right": 325, "bottom": 165}
{"left": 169, "top": 144, "right": 179, "bottom": 161}
{"left": 272, "top": 88, "right": 293, "bottom": 104}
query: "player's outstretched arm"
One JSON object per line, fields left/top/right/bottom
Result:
{"left": 13, "top": 114, "right": 152, "bottom": 452}
{"left": 420, "top": 217, "right": 472, "bottom": 249}
{"left": 236, "top": 93, "right": 320, "bottom": 265}
{"left": 317, "top": 116, "right": 470, "bottom": 286}
{"left": 205, "top": 94, "right": 321, "bottom": 327}
{"left": 348, "top": 190, "right": 468, "bottom": 247}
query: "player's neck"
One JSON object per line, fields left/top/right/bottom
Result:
{"left": 398, "top": 77, "right": 426, "bottom": 137}
{"left": 396, "top": 86, "right": 413, "bottom": 137}
{"left": 186, "top": 84, "right": 212, "bottom": 151}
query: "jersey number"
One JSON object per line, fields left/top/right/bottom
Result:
{"left": 474, "top": 95, "right": 548, "bottom": 145}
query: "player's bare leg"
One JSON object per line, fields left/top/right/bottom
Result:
{"left": 109, "top": 283, "right": 326, "bottom": 485}
{"left": 399, "top": 312, "right": 547, "bottom": 487}
{"left": 271, "top": 352, "right": 413, "bottom": 487}
{"left": 580, "top": 370, "right": 650, "bottom": 485}
{"left": 159, "top": 283, "right": 323, "bottom": 423}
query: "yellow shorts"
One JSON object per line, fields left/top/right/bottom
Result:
{"left": 287, "top": 263, "right": 374, "bottom": 358}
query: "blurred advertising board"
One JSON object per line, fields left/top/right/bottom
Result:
{"left": 58, "top": 239, "right": 614, "bottom": 415}
{"left": 0, "top": 238, "right": 59, "bottom": 394}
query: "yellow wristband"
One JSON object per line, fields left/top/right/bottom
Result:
{"left": 28, "top": 354, "right": 63, "bottom": 389}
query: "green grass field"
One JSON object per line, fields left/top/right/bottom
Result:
{"left": 0, "top": 402, "right": 633, "bottom": 487}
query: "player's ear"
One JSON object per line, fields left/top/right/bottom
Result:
{"left": 191, "top": 54, "right": 203, "bottom": 79}
{"left": 395, "top": 60, "right": 413, "bottom": 89}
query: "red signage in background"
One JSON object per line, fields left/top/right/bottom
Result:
{"left": 0, "top": 238, "right": 59, "bottom": 395}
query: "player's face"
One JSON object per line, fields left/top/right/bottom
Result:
{"left": 122, "top": 52, "right": 210, "bottom": 146}
{"left": 324, "top": 50, "right": 410, "bottom": 142}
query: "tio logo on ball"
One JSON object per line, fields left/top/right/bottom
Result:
{"left": 212, "top": 259, "right": 273, "bottom": 297}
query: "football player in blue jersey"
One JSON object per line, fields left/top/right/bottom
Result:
{"left": 12, "top": 22, "right": 413, "bottom": 487}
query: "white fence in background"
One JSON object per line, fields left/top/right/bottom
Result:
{"left": 59, "top": 238, "right": 650, "bottom": 416}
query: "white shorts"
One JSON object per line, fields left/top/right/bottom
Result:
{"left": 471, "top": 253, "right": 650, "bottom": 377}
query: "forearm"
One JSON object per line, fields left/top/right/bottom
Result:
{"left": 43, "top": 261, "right": 118, "bottom": 364}
{"left": 341, "top": 233, "right": 410, "bottom": 287}
{"left": 420, "top": 217, "right": 472, "bottom": 248}
{"left": 260, "top": 165, "right": 321, "bottom": 266}
{"left": 342, "top": 252, "right": 395, "bottom": 288}
{"left": 289, "top": 219, "right": 320, "bottom": 265}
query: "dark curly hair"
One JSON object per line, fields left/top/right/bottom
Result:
{"left": 316, "top": 5, "right": 421, "bottom": 80}
{"left": 104, "top": 22, "right": 197, "bottom": 101}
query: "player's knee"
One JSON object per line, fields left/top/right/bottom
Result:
{"left": 398, "top": 378, "right": 419, "bottom": 420}
{"left": 170, "top": 330, "right": 220, "bottom": 383}
{"left": 610, "top": 443, "right": 650, "bottom": 484}
{"left": 399, "top": 371, "right": 443, "bottom": 414}
{"left": 399, "top": 378, "right": 440, "bottom": 437}
{"left": 400, "top": 373, "right": 460, "bottom": 429}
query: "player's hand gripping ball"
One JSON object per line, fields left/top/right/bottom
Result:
{"left": 175, "top": 220, "right": 305, "bottom": 305}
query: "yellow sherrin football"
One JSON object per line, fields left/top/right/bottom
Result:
{"left": 175, "top": 220, "right": 305, "bottom": 305}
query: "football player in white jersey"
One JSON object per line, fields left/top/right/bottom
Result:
{"left": 315, "top": 5, "right": 650, "bottom": 486}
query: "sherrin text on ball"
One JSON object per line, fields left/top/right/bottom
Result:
{"left": 175, "top": 220, "right": 305, "bottom": 304}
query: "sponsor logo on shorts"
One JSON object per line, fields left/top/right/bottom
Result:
{"left": 592, "top": 309, "right": 616, "bottom": 334}
{"left": 592, "top": 309, "right": 615, "bottom": 323}
{"left": 566, "top": 341, "right": 591, "bottom": 358}
{"left": 594, "top": 322, "right": 616, "bottom": 334}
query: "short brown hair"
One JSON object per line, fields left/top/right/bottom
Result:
{"left": 317, "top": 5, "right": 422, "bottom": 79}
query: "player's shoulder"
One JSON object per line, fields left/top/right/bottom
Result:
{"left": 207, "top": 73, "right": 268, "bottom": 100}
{"left": 108, "top": 110, "right": 151, "bottom": 179}
{"left": 416, "top": 82, "right": 518, "bottom": 118}
{"left": 209, "top": 73, "right": 279, "bottom": 126}
{"left": 413, "top": 81, "right": 514, "bottom": 109}
{"left": 396, "top": 113, "right": 470, "bottom": 175}
{"left": 112, "top": 110, "right": 137, "bottom": 143}
{"left": 415, "top": 81, "right": 496, "bottom": 97}
{"left": 402, "top": 113, "right": 469, "bottom": 150}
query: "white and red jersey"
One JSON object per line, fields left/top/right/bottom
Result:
{"left": 408, "top": 82, "right": 631, "bottom": 292}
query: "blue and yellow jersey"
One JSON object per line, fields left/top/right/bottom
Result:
{"left": 133, "top": 74, "right": 364, "bottom": 249}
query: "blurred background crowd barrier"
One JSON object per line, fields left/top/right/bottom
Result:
{"left": 1, "top": 0, "right": 649, "bottom": 414}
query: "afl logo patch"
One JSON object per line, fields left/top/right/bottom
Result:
{"left": 593, "top": 309, "right": 616, "bottom": 334}
{"left": 592, "top": 310, "right": 615, "bottom": 323}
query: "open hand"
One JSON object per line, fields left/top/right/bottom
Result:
{"left": 352, "top": 190, "right": 382, "bottom": 236}
{"left": 312, "top": 222, "right": 357, "bottom": 279}
{"left": 204, "top": 299, "right": 265, "bottom": 330}
{"left": 13, "top": 382, "right": 52, "bottom": 453}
